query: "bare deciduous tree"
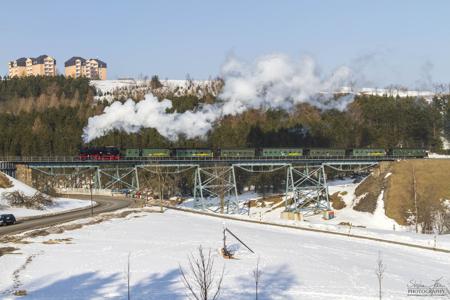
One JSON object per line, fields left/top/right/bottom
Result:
{"left": 253, "top": 256, "right": 262, "bottom": 300}
{"left": 127, "top": 252, "right": 131, "bottom": 300}
{"left": 375, "top": 251, "right": 386, "bottom": 300}
{"left": 412, "top": 166, "right": 419, "bottom": 233}
{"left": 179, "top": 246, "right": 224, "bottom": 300}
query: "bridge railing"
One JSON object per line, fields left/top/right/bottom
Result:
{"left": 0, "top": 155, "right": 421, "bottom": 164}
{"left": 0, "top": 155, "right": 390, "bottom": 163}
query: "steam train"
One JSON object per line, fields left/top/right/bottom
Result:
{"left": 78, "top": 146, "right": 428, "bottom": 160}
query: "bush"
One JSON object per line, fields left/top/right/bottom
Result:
{"left": 2, "top": 191, "right": 53, "bottom": 210}
{"left": 330, "top": 192, "right": 346, "bottom": 210}
{"left": 0, "top": 173, "right": 12, "bottom": 188}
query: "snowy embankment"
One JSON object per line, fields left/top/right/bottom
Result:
{"left": 0, "top": 173, "right": 92, "bottom": 218}
{"left": 180, "top": 178, "right": 450, "bottom": 251}
{"left": 0, "top": 209, "right": 448, "bottom": 299}
{"left": 90, "top": 79, "right": 218, "bottom": 103}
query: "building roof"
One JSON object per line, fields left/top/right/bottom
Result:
{"left": 26, "top": 55, "right": 54, "bottom": 65}
{"left": 9, "top": 57, "right": 27, "bottom": 67}
{"left": 33, "top": 54, "right": 54, "bottom": 64}
{"left": 65, "top": 56, "right": 86, "bottom": 67}
{"left": 13, "top": 57, "right": 27, "bottom": 67}
{"left": 89, "top": 58, "right": 107, "bottom": 68}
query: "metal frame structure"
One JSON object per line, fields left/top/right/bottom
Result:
{"left": 30, "top": 165, "right": 99, "bottom": 189}
{"left": 0, "top": 161, "right": 16, "bottom": 177}
{"left": 285, "top": 164, "right": 330, "bottom": 213}
{"left": 193, "top": 165, "right": 239, "bottom": 213}
{"left": 20, "top": 159, "right": 381, "bottom": 215}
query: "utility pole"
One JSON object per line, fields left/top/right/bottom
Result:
{"left": 413, "top": 166, "right": 418, "bottom": 233}
{"left": 90, "top": 175, "right": 94, "bottom": 217}
{"left": 158, "top": 166, "right": 163, "bottom": 213}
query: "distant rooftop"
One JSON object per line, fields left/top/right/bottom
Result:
{"left": 89, "top": 58, "right": 107, "bottom": 68}
{"left": 64, "top": 56, "right": 86, "bottom": 67}
{"left": 10, "top": 57, "right": 27, "bottom": 67}
{"left": 65, "top": 57, "right": 107, "bottom": 68}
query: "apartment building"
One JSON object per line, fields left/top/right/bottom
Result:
{"left": 8, "top": 55, "right": 56, "bottom": 77}
{"left": 65, "top": 57, "right": 107, "bottom": 80}
{"left": 8, "top": 57, "right": 27, "bottom": 77}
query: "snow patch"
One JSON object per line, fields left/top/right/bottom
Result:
{"left": 0, "top": 209, "right": 448, "bottom": 299}
{"left": 0, "top": 173, "right": 91, "bottom": 218}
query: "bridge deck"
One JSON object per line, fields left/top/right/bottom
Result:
{"left": 0, "top": 156, "right": 401, "bottom": 166}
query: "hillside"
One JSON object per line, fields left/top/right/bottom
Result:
{"left": 348, "top": 160, "right": 450, "bottom": 233}
{"left": 91, "top": 78, "right": 223, "bottom": 103}
{"left": 0, "top": 76, "right": 448, "bottom": 156}
{"left": 385, "top": 160, "right": 450, "bottom": 228}
{"left": 0, "top": 172, "right": 91, "bottom": 218}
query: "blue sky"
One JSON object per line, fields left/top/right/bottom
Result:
{"left": 1, "top": 0, "right": 449, "bottom": 88}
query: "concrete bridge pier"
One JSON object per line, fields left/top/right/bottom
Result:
{"left": 15, "top": 164, "right": 32, "bottom": 185}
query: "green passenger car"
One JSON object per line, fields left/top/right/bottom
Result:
{"left": 352, "top": 148, "right": 386, "bottom": 157}
{"left": 141, "top": 149, "right": 171, "bottom": 157}
{"left": 125, "top": 148, "right": 140, "bottom": 158}
{"left": 175, "top": 149, "right": 214, "bottom": 157}
{"left": 309, "top": 149, "right": 346, "bottom": 157}
{"left": 391, "top": 148, "right": 427, "bottom": 157}
{"left": 220, "top": 149, "right": 256, "bottom": 157}
{"left": 261, "top": 148, "right": 303, "bottom": 157}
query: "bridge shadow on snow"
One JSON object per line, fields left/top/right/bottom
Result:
{"left": 21, "top": 269, "right": 184, "bottom": 300}
{"left": 17, "top": 264, "right": 297, "bottom": 299}
{"left": 225, "top": 263, "right": 299, "bottom": 300}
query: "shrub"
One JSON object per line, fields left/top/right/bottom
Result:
{"left": 2, "top": 191, "right": 53, "bottom": 210}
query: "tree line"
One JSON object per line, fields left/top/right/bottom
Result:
{"left": 0, "top": 76, "right": 448, "bottom": 156}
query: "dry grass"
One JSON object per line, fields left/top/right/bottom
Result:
{"left": 42, "top": 238, "right": 72, "bottom": 245}
{"left": 13, "top": 290, "right": 27, "bottom": 296}
{"left": 384, "top": 160, "right": 450, "bottom": 225}
{"left": 0, "top": 172, "right": 13, "bottom": 188}
{"left": 354, "top": 162, "right": 392, "bottom": 213}
{"left": 330, "top": 192, "right": 346, "bottom": 210}
{"left": 248, "top": 195, "right": 283, "bottom": 208}
{"left": 0, "top": 246, "right": 18, "bottom": 256}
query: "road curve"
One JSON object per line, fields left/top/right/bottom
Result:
{"left": 0, "top": 195, "right": 132, "bottom": 236}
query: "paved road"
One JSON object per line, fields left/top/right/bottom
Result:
{"left": 0, "top": 195, "right": 132, "bottom": 236}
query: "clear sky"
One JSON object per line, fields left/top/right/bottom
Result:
{"left": 1, "top": 0, "right": 449, "bottom": 88}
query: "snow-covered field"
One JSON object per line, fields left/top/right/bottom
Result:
{"left": 181, "top": 178, "right": 450, "bottom": 250}
{"left": 0, "top": 174, "right": 91, "bottom": 218}
{"left": 1, "top": 209, "right": 449, "bottom": 299}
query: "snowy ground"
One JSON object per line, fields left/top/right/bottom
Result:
{"left": 441, "top": 135, "right": 450, "bottom": 150}
{"left": 428, "top": 152, "right": 450, "bottom": 158}
{"left": 180, "top": 178, "right": 450, "bottom": 250}
{"left": 90, "top": 79, "right": 218, "bottom": 102}
{"left": 0, "top": 174, "right": 91, "bottom": 218}
{"left": 0, "top": 209, "right": 448, "bottom": 299}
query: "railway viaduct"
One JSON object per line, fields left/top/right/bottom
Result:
{"left": 0, "top": 156, "right": 392, "bottom": 214}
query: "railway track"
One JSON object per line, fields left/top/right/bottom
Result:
{"left": 165, "top": 205, "right": 450, "bottom": 254}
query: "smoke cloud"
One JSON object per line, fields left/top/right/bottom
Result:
{"left": 82, "top": 96, "right": 218, "bottom": 142}
{"left": 83, "top": 54, "right": 354, "bottom": 143}
{"left": 220, "top": 54, "right": 353, "bottom": 114}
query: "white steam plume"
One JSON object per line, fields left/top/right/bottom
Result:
{"left": 82, "top": 96, "right": 218, "bottom": 142}
{"left": 220, "top": 54, "right": 353, "bottom": 114}
{"left": 83, "top": 54, "right": 354, "bottom": 143}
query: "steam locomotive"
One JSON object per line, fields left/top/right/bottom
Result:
{"left": 79, "top": 147, "right": 121, "bottom": 160}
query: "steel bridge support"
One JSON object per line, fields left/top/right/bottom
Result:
{"left": 285, "top": 164, "right": 330, "bottom": 213}
{"left": 28, "top": 165, "right": 140, "bottom": 191}
{"left": 29, "top": 165, "right": 100, "bottom": 189}
{"left": 193, "top": 165, "right": 239, "bottom": 213}
{"left": 97, "top": 166, "right": 138, "bottom": 190}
